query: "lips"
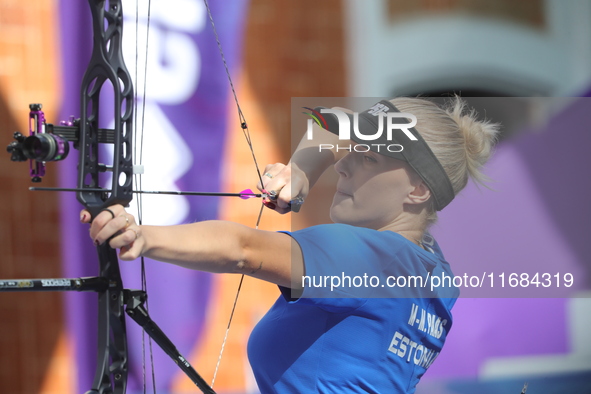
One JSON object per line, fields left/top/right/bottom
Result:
{"left": 336, "top": 189, "right": 352, "bottom": 197}
{"left": 335, "top": 180, "right": 353, "bottom": 196}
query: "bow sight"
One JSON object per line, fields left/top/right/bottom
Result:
{"left": 6, "top": 103, "right": 116, "bottom": 182}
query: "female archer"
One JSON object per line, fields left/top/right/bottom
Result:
{"left": 82, "top": 96, "right": 499, "bottom": 393}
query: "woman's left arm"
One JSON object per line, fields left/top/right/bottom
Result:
{"left": 84, "top": 205, "right": 303, "bottom": 288}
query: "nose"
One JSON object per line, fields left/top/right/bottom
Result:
{"left": 334, "top": 152, "right": 353, "bottom": 178}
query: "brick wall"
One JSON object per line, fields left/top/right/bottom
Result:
{"left": 0, "top": 1, "right": 64, "bottom": 393}
{"left": 244, "top": 0, "right": 347, "bottom": 228}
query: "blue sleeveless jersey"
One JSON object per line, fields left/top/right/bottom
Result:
{"left": 248, "top": 224, "right": 458, "bottom": 393}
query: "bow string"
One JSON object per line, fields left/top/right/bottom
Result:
{"left": 132, "top": 0, "right": 266, "bottom": 391}
{"left": 203, "top": 0, "right": 267, "bottom": 387}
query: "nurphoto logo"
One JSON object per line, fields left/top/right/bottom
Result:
{"left": 303, "top": 103, "right": 418, "bottom": 153}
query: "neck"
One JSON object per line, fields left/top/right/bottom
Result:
{"left": 378, "top": 208, "right": 427, "bottom": 247}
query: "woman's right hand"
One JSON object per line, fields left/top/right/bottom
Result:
{"left": 257, "top": 162, "right": 309, "bottom": 214}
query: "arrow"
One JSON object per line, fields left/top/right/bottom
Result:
{"left": 29, "top": 187, "right": 264, "bottom": 200}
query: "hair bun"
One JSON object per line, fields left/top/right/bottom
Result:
{"left": 389, "top": 96, "right": 501, "bottom": 223}
{"left": 447, "top": 97, "right": 501, "bottom": 186}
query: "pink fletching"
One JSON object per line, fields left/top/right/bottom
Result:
{"left": 239, "top": 189, "right": 257, "bottom": 199}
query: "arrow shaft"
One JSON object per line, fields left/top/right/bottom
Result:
{"left": 29, "top": 187, "right": 263, "bottom": 198}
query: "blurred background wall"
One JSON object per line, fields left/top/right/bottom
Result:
{"left": 0, "top": 1, "right": 67, "bottom": 392}
{"left": 0, "top": 0, "right": 590, "bottom": 393}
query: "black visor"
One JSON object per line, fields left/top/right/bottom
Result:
{"left": 315, "top": 100, "right": 455, "bottom": 210}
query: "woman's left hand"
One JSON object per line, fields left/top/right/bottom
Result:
{"left": 80, "top": 204, "right": 144, "bottom": 260}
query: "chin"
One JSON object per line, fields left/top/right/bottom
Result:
{"left": 329, "top": 207, "right": 357, "bottom": 227}
{"left": 329, "top": 195, "right": 353, "bottom": 223}
{"left": 329, "top": 205, "right": 345, "bottom": 225}
{"left": 328, "top": 206, "right": 338, "bottom": 223}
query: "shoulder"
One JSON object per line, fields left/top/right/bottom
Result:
{"left": 285, "top": 223, "right": 406, "bottom": 250}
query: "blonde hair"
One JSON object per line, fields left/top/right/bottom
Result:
{"left": 390, "top": 96, "right": 500, "bottom": 225}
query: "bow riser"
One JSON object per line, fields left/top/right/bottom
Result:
{"left": 79, "top": 0, "right": 134, "bottom": 219}
{"left": 79, "top": 2, "right": 133, "bottom": 393}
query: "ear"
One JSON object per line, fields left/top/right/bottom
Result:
{"left": 406, "top": 180, "right": 431, "bottom": 205}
